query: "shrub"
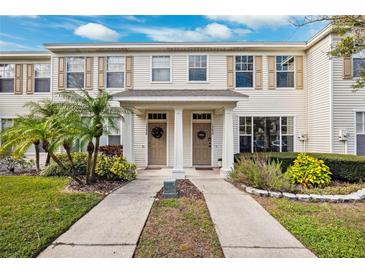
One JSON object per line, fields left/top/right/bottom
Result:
{"left": 228, "top": 154, "right": 293, "bottom": 192}
{"left": 99, "top": 145, "right": 123, "bottom": 157}
{"left": 40, "top": 152, "right": 87, "bottom": 177}
{"left": 95, "top": 154, "right": 136, "bottom": 182}
{"left": 0, "top": 156, "right": 34, "bottom": 173}
{"left": 234, "top": 152, "right": 365, "bottom": 182}
{"left": 286, "top": 153, "right": 332, "bottom": 188}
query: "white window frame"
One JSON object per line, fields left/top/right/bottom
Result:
{"left": 352, "top": 51, "right": 365, "bottom": 79}
{"left": 354, "top": 111, "right": 365, "bottom": 156}
{"left": 34, "top": 63, "right": 51, "bottom": 93}
{"left": 235, "top": 55, "right": 255, "bottom": 90}
{"left": 150, "top": 56, "right": 172, "bottom": 83}
{"left": 0, "top": 63, "right": 15, "bottom": 93}
{"left": 275, "top": 55, "right": 296, "bottom": 90}
{"left": 187, "top": 54, "right": 209, "bottom": 83}
{"left": 105, "top": 56, "right": 125, "bottom": 90}
{"left": 238, "top": 116, "right": 295, "bottom": 153}
{"left": 65, "top": 56, "right": 85, "bottom": 90}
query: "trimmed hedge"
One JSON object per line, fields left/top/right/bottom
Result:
{"left": 234, "top": 152, "right": 365, "bottom": 182}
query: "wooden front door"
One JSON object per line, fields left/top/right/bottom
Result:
{"left": 148, "top": 123, "right": 167, "bottom": 165}
{"left": 193, "top": 123, "right": 211, "bottom": 165}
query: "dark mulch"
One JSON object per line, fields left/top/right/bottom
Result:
{"left": 156, "top": 179, "right": 204, "bottom": 200}
{"left": 66, "top": 179, "right": 128, "bottom": 195}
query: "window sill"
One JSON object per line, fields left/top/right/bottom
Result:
{"left": 187, "top": 81, "right": 209, "bottom": 84}
{"left": 150, "top": 81, "right": 172, "bottom": 84}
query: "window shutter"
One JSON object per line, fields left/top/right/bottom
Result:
{"left": 255, "top": 56, "right": 263, "bottom": 90}
{"left": 14, "top": 64, "right": 23, "bottom": 95}
{"left": 85, "top": 57, "right": 93, "bottom": 90}
{"left": 268, "top": 56, "right": 275, "bottom": 90}
{"left": 58, "top": 57, "right": 65, "bottom": 90}
{"left": 98, "top": 57, "right": 105, "bottom": 89}
{"left": 295, "top": 56, "right": 304, "bottom": 90}
{"left": 125, "top": 56, "right": 133, "bottom": 90}
{"left": 227, "top": 56, "right": 234, "bottom": 89}
{"left": 26, "top": 64, "right": 34, "bottom": 94}
{"left": 343, "top": 57, "right": 352, "bottom": 79}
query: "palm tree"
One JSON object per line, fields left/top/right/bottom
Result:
{"left": 25, "top": 99, "right": 61, "bottom": 166}
{"left": 0, "top": 115, "right": 42, "bottom": 172}
{"left": 60, "top": 89, "right": 123, "bottom": 182}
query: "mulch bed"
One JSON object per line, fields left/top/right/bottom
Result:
{"left": 134, "top": 179, "right": 223, "bottom": 258}
{"left": 155, "top": 179, "right": 204, "bottom": 200}
{"left": 65, "top": 179, "right": 128, "bottom": 195}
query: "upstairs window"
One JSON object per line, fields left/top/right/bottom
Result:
{"left": 189, "top": 55, "right": 207, "bottom": 81}
{"left": 66, "top": 57, "right": 84, "bottom": 89}
{"left": 34, "top": 64, "right": 50, "bottom": 92}
{"left": 107, "top": 56, "right": 124, "bottom": 88}
{"left": 353, "top": 51, "right": 365, "bottom": 78}
{"left": 0, "top": 64, "right": 15, "bottom": 93}
{"left": 276, "top": 56, "right": 295, "bottom": 88}
{"left": 152, "top": 56, "right": 170, "bottom": 82}
{"left": 235, "top": 56, "right": 254, "bottom": 88}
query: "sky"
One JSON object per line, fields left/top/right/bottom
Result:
{"left": 0, "top": 15, "right": 327, "bottom": 51}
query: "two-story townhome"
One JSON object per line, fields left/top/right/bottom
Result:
{"left": 1, "top": 25, "right": 365, "bottom": 178}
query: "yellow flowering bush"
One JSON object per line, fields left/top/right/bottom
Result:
{"left": 286, "top": 153, "right": 332, "bottom": 188}
{"left": 96, "top": 154, "right": 136, "bottom": 181}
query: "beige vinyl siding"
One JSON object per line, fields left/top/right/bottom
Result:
{"left": 133, "top": 53, "right": 227, "bottom": 90}
{"left": 332, "top": 36, "right": 365, "bottom": 154}
{"left": 306, "top": 34, "right": 332, "bottom": 153}
{"left": 233, "top": 55, "right": 307, "bottom": 153}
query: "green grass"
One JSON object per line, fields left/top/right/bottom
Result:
{"left": 255, "top": 197, "right": 365, "bottom": 258}
{"left": 134, "top": 197, "right": 223, "bottom": 258}
{"left": 0, "top": 176, "right": 102, "bottom": 257}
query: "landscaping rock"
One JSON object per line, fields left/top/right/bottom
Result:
{"left": 282, "top": 192, "right": 297, "bottom": 200}
{"left": 309, "top": 194, "right": 327, "bottom": 202}
{"left": 321, "top": 195, "right": 341, "bottom": 202}
{"left": 342, "top": 194, "right": 360, "bottom": 202}
{"left": 245, "top": 187, "right": 255, "bottom": 194}
{"left": 268, "top": 191, "right": 283, "bottom": 198}
{"left": 355, "top": 188, "right": 365, "bottom": 199}
{"left": 296, "top": 194, "right": 311, "bottom": 201}
{"left": 252, "top": 189, "right": 269, "bottom": 197}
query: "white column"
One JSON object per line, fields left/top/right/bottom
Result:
{"left": 220, "top": 107, "right": 234, "bottom": 178}
{"left": 172, "top": 107, "right": 185, "bottom": 179}
{"left": 122, "top": 112, "right": 135, "bottom": 163}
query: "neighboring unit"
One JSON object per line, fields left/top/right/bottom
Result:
{"left": 1, "top": 25, "right": 365, "bottom": 178}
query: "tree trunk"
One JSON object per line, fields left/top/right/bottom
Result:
{"left": 45, "top": 153, "right": 51, "bottom": 166}
{"left": 34, "top": 141, "right": 40, "bottom": 172}
{"left": 63, "top": 144, "right": 79, "bottom": 181}
{"left": 86, "top": 141, "right": 94, "bottom": 184}
{"left": 90, "top": 136, "right": 100, "bottom": 183}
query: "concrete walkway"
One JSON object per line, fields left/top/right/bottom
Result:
{"left": 38, "top": 171, "right": 163, "bottom": 258}
{"left": 189, "top": 174, "right": 316, "bottom": 258}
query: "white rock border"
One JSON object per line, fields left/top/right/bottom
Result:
{"left": 235, "top": 183, "right": 365, "bottom": 203}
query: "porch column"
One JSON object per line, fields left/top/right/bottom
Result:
{"left": 220, "top": 106, "right": 234, "bottom": 178}
{"left": 172, "top": 107, "right": 185, "bottom": 179}
{"left": 122, "top": 112, "right": 135, "bottom": 163}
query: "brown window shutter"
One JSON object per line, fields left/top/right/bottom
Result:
{"left": 255, "top": 56, "right": 263, "bottom": 90}
{"left": 14, "top": 64, "right": 23, "bottom": 95}
{"left": 343, "top": 57, "right": 352, "bottom": 79}
{"left": 296, "top": 56, "right": 304, "bottom": 90}
{"left": 268, "top": 56, "right": 275, "bottom": 90}
{"left": 98, "top": 57, "right": 105, "bottom": 89}
{"left": 85, "top": 57, "right": 93, "bottom": 90}
{"left": 26, "top": 64, "right": 34, "bottom": 94}
{"left": 227, "top": 56, "right": 234, "bottom": 89}
{"left": 58, "top": 57, "right": 65, "bottom": 90}
{"left": 125, "top": 56, "right": 133, "bottom": 90}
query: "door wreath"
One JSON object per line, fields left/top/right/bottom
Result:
{"left": 151, "top": 127, "right": 164, "bottom": 138}
{"left": 197, "top": 130, "right": 206, "bottom": 139}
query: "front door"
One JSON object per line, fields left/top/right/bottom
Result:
{"left": 193, "top": 123, "right": 211, "bottom": 165}
{"left": 148, "top": 123, "right": 167, "bottom": 165}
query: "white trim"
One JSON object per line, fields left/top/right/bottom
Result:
{"left": 234, "top": 55, "right": 255, "bottom": 90}
{"left": 65, "top": 56, "right": 86, "bottom": 90}
{"left": 150, "top": 55, "right": 172, "bottom": 84}
{"left": 105, "top": 55, "right": 126, "bottom": 91}
{"left": 187, "top": 54, "right": 209, "bottom": 83}
{"left": 0, "top": 63, "right": 15, "bottom": 93}
{"left": 275, "top": 55, "right": 296, "bottom": 89}
{"left": 354, "top": 111, "right": 365, "bottom": 156}
{"left": 190, "top": 111, "right": 214, "bottom": 167}
{"left": 33, "top": 62, "right": 51, "bottom": 93}
{"left": 146, "top": 111, "right": 169, "bottom": 167}
{"left": 115, "top": 96, "right": 247, "bottom": 102}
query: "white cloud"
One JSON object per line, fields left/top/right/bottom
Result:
{"left": 74, "top": 23, "right": 119, "bottom": 41}
{"left": 130, "top": 23, "right": 250, "bottom": 42}
{"left": 0, "top": 40, "right": 35, "bottom": 50}
{"left": 206, "top": 16, "right": 291, "bottom": 29}
{"left": 123, "top": 16, "right": 144, "bottom": 23}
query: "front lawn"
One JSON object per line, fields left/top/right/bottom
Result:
{"left": 255, "top": 197, "right": 365, "bottom": 258}
{"left": 134, "top": 180, "right": 223, "bottom": 258}
{"left": 0, "top": 176, "right": 102, "bottom": 257}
